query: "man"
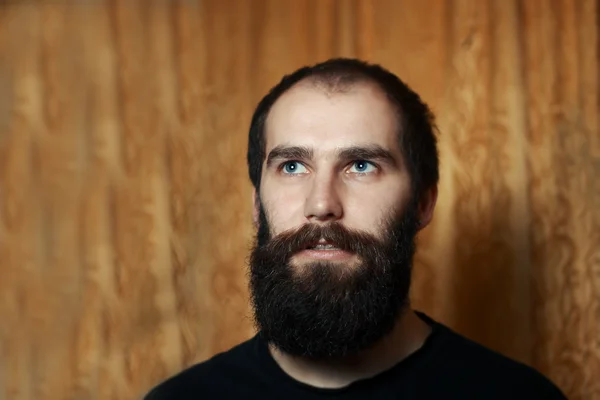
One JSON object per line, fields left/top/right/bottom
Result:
{"left": 145, "top": 59, "right": 566, "bottom": 399}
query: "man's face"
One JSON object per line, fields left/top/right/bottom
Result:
{"left": 259, "top": 82, "right": 413, "bottom": 247}
{"left": 249, "top": 82, "right": 419, "bottom": 358}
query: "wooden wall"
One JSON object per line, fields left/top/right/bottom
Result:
{"left": 0, "top": 1, "right": 598, "bottom": 399}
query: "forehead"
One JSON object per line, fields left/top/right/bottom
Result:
{"left": 265, "top": 82, "right": 400, "bottom": 153}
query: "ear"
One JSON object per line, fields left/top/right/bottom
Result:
{"left": 417, "top": 185, "right": 438, "bottom": 231}
{"left": 252, "top": 188, "right": 260, "bottom": 229}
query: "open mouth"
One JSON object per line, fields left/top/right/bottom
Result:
{"left": 305, "top": 240, "right": 343, "bottom": 251}
{"left": 296, "top": 240, "right": 353, "bottom": 262}
{"left": 307, "top": 243, "right": 341, "bottom": 250}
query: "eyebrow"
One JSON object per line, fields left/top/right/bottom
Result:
{"left": 265, "top": 144, "right": 398, "bottom": 167}
{"left": 337, "top": 145, "right": 398, "bottom": 167}
{"left": 266, "top": 145, "right": 314, "bottom": 167}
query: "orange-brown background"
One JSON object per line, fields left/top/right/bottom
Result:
{"left": 0, "top": 1, "right": 598, "bottom": 399}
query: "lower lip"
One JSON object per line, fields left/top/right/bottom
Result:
{"left": 296, "top": 249, "right": 354, "bottom": 261}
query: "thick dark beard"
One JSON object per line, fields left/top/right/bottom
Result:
{"left": 248, "top": 200, "right": 420, "bottom": 359}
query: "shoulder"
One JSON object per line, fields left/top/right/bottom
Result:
{"left": 144, "top": 336, "right": 258, "bottom": 400}
{"left": 427, "top": 320, "right": 566, "bottom": 398}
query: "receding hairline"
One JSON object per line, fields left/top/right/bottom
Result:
{"left": 296, "top": 72, "right": 388, "bottom": 97}
{"left": 265, "top": 74, "right": 404, "bottom": 132}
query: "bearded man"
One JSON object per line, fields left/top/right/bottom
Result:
{"left": 145, "top": 59, "right": 566, "bottom": 399}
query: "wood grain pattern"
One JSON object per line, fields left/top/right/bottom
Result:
{"left": 0, "top": 1, "right": 597, "bottom": 399}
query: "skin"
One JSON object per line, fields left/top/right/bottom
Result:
{"left": 252, "top": 80, "right": 438, "bottom": 389}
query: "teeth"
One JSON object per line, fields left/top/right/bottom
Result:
{"left": 312, "top": 244, "right": 339, "bottom": 250}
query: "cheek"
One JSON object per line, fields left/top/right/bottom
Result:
{"left": 344, "top": 185, "right": 406, "bottom": 229}
{"left": 260, "top": 186, "right": 306, "bottom": 234}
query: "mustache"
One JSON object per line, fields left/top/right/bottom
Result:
{"left": 262, "top": 222, "right": 383, "bottom": 257}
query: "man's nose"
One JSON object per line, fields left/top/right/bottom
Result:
{"left": 303, "top": 173, "right": 343, "bottom": 223}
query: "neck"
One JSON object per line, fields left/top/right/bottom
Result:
{"left": 268, "top": 308, "right": 432, "bottom": 389}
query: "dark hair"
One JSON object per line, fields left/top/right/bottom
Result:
{"left": 247, "top": 58, "right": 439, "bottom": 199}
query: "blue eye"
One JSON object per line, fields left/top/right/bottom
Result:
{"left": 348, "top": 161, "right": 376, "bottom": 173}
{"left": 282, "top": 161, "right": 308, "bottom": 174}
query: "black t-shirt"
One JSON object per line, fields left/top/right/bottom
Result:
{"left": 145, "top": 313, "right": 566, "bottom": 399}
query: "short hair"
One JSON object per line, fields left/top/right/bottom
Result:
{"left": 247, "top": 58, "right": 439, "bottom": 199}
